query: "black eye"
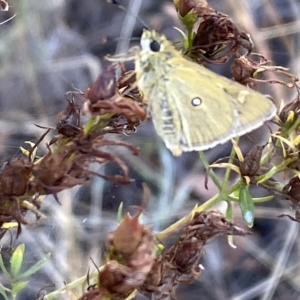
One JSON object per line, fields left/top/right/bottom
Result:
{"left": 150, "top": 40, "right": 161, "bottom": 52}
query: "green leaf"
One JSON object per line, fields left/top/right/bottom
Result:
{"left": 11, "top": 281, "right": 29, "bottom": 297}
{"left": 10, "top": 244, "right": 25, "bottom": 279}
{"left": 0, "top": 253, "right": 11, "bottom": 280}
{"left": 0, "top": 282, "right": 10, "bottom": 300}
{"left": 18, "top": 253, "right": 51, "bottom": 279}
{"left": 239, "top": 180, "right": 255, "bottom": 227}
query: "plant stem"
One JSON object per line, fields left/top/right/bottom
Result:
{"left": 195, "top": 192, "right": 222, "bottom": 212}
{"left": 199, "top": 151, "right": 221, "bottom": 190}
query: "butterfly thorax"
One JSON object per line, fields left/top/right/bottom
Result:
{"left": 136, "top": 51, "right": 174, "bottom": 91}
{"left": 136, "top": 53, "right": 183, "bottom": 154}
{"left": 136, "top": 30, "right": 181, "bottom": 93}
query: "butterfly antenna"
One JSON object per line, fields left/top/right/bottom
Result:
{"left": 107, "top": 0, "right": 149, "bottom": 30}
{"left": 0, "top": 13, "right": 16, "bottom": 25}
{"left": 108, "top": 0, "right": 151, "bottom": 54}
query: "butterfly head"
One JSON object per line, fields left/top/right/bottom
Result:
{"left": 140, "top": 30, "right": 175, "bottom": 54}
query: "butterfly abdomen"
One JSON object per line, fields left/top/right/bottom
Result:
{"left": 160, "top": 96, "right": 176, "bottom": 134}
{"left": 149, "top": 91, "right": 183, "bottom": 155}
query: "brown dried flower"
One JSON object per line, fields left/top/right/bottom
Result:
{"left": 279, "top": 95, "right": 300, "bottom": 124}
{"left": 86, "top": 66, "right": 118, "bottom": 104}
{"left": 0, "top": 156, "right": 32, "bottom": 197}
{"left": 174, "top": 0, "right": 208, "bottom": 17}
{"left": 143, "top": 210, "right": 249, "bottom": 299}
{"left": 110, "top": 213, "right": 144, "bottom": 257}
{"left": 240, "top": 145, "right": 264, "bottom": 177}
{"left": 97, "top": 211, "right": 156, "bottom": 296}
{"left": 277, "top": 176, "right": 300, "bottom": 222}
{"left": 56, "top": 95, "right": 82, "bottom": 138}
{"left": 0, "top": 0, "right": 8, "bottom": 11}
{"left": 83, "top": 65, "right": 146, "bottom": 136}
{"left": 231, "top": 54, "right": 299, "bottom": 88}
{"left": 190, "top": 8, "right": 253, "bottom": 63}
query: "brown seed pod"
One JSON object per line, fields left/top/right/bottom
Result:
{"left": 111, "top": 214, "right": 144, "bottom": 257}
{"left": 240, "top": 145, "right": 264, "bottom": 177}
{"left": 0, "top": 0, "right": 8, "bottom": 11}
{"left": 0, "top": 157, "right": 33, "bottom": 197}
{"left": 56, "top": 95, "right": 81, "bottom": 138}
{"left": 279, "top": 96, "right": 300, "bottom": 124}
{"left": 86, "top": 66, "right": 118, "bottom": 104}
{"left": 142, "top": 211, "right": 249, "bottom": 299}
{"left": 99, "top": 209, "right": 156, "bottom": 296}
{"left": 190, "top": 7, "right": 253, "bottom": 63}
{"left": 174, "top": 0, "right": 208, "bottom": 17}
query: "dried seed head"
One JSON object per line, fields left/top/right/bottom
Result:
{"left": 86, "top": 67, "right": 117, "bottom": 103}
{"left": 191, "top": 9, "right": 253, "bottom": 62}
{"left": 240, "top": 145, "right": 264, "bottom": 177}
{"left": 174, "top": 0, "right": 207, "bottom": 17}
{"left": 0, "top": 0, "right": 8, "bottom": 11}
{"left": 279, "top": 96, "right": 300, "bottom": 124}
{"left": 56, "top": 96, "right": 81, "bottom": 137}
{"left": 142, "top": 210, "right": 249, "bottom": 299}
{"left": 283, "top": 176, "right": 300, "bottom": 203}
{"left": 231, "top": 56, "right": 257, "bottom": 84}
{"left": 0, "top": 157, "right": 32, "bottom": 197}
{"left": 279, "top": 176, "right": 300, "bottom": 223}
{"left": 112, "top": 214, "right": 144, "bottom": 256}
{"left": 99, "top": 216, "right": 155, "bottom": 295}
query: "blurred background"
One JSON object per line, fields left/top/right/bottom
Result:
{"left": 1, "top": 0, "right": 300, "bottom": 299}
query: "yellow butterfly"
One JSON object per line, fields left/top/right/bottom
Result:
{"left": 135, "top": 30, "right": 276, "bottom": 156}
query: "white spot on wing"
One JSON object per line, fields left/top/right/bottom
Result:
{"left": 191, "top": 97, "right": 202, "bottom": 107}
